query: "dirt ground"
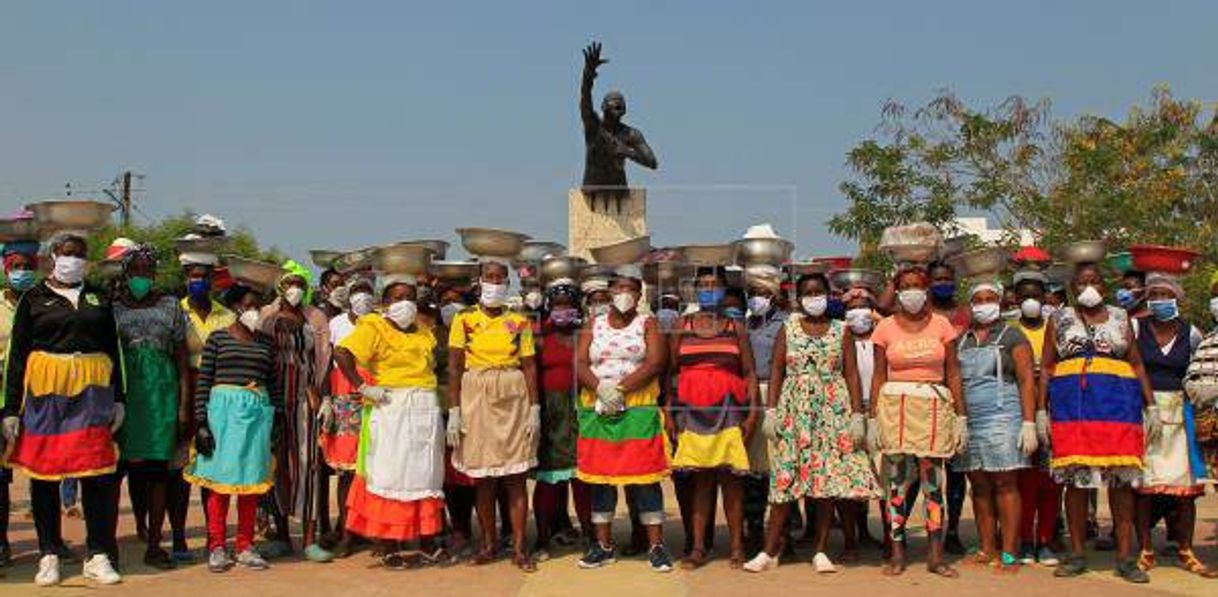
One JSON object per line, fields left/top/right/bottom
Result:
{"left": 0, "top": 475, "right": 1213, "bottom": 597}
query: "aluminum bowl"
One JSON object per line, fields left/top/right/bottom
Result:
{"left": 785, "top": 261, "right": 830, "bottom": 278}
{"left": 539, "top": 255, "right": 587, "bottom": 284}
{"left": 880, "top": 222, "right": 941, "bottom": 248}
{"left": 395, "top": 239, "right": 450, "bottom": 260}
{"left": 590, "top": 236, "right": 651, "bottom": 266}
{"left": 372, "top": 243, "right": 434, "bottom": 274}
{"left": 1045, "top": 263, "right": 1071, "bottom": 286}
{"left": 0, "top": 217, "right": 40, "bottom": 243}
{"left": 223, "top": 255, "right": 283, "bottom": 290}
{"left": 732, "top": 237, "right": 794, "bottom": 266}
{"left": 27, "top": 200, "right": 115, "bottom": 233}
{"left": 1056, "top": 240, "right": 1107, "bottom": 265}
{"left": 677, "top": 244, "right": 735, "bottom": 266}
{"left": 580, "top": 264, "right": 616, "bottom": 282}
{"left": 333, "top": 247, "right": 376, "bottom": 273}
{"left": 946, "top": 247, "right": 1009, "bottom": 279}
{"left": 881, "top": 243, "right": 940, "bottom": 264}
{"left": 939, "top": 235, "right": 976, "bottom": 260}
{"left": 429, "top": 260, "right": 480, "bottom": 281}
{"left": 829, "top": 269, "right": 886, "bottom": 292}
{"left": 516, "top": 241, "right": 567, "bottom": 263}
{"left": 644, "top": 261, "right": 695, "bottom": 285}
{"left": 175, "top": 236, "right": 229, "bottom": 256}
{"left": 456, "top": 227, "right": 530, "bottom": 258}
{"left": 310, "top": 249, "right": 343, "bottom": 269}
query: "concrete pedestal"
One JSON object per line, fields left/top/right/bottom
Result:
{"left": 567, "top": 188, "right": 647, "bottom": 262}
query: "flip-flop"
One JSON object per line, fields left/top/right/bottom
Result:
{"left": 681, "top": 549, "right": 708, "bottom": 571}
{"left": 928, "top": 562, "right": 959, "bottom": 578}
{"left": 512, "top": 553, "right": 538, "bottom": 573}
{"left": 1178, "top": 550, "right": 1218, "bottom": 578}
{"left": 882, "top": 561, "right": 906, "bottom": 576}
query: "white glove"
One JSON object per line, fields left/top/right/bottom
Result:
{"left": 597, "top": 380, "right": 625, "bottom": 412}
{"left": 866, "top": 417, "right": 881, "bottom": 454}
{"left": 761, "top": 408, "right": 778, "bottom": 441}
{"left": 359, "top": 384, "right": 389, "bottom": 405}
{"left": 525, "top": 404, "right": 541, "bottom": 442}
{"left": 1144, "top": 404, "right": 1163, "bottom": 446}
{"left": 317, "top": 398, "right": 335, "bottom": 429}
{"left": 849, "top": 413, "right": 867, "bottom": 450}
{"left": 1035, "top": 409, "right": 1051, "bottom": 450}
{"left": 2, "top": 416, "right": 18, "bottom": 444}
{"left": 110, "top": 403, "right": 126, "bottom": 434}
{"left": 594, "top": 398, "right": 611, "bottom": 416}
{"left": 954, "top": 416, "right": 969, "bottom": 455}
{"left": 1019, "top": 421, "right": 1039, "bottom": 457}
{"left": 446, "top": 407, "right": 462, "bottom": 448}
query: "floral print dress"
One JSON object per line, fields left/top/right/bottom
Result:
{"left": 769, "top": 315, "right": 880, "bottom": 503}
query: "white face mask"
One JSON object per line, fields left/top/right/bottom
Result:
{"left": 612, "top": 291, "right": 637, "bottom": 314}
{"left": 239, "top": 309, "right": 260, "bottom": 332}
{"left": 800, "top": 295, "right": 827, "bottom": 317}
{"left": 386, "top": 299, "right": 417, "bottom": 329}
{"left": 972, "top": 302, "right": 1001, "bottom": 325}
{"left": 898, "top": 289, "right": 927, "bottom": 314}
{"left": 327, "top": 285, "right": 350, "bottom": 310}
{"left": 440, "top": 302, "right": 464, "bottom": 326}
{"left": 1076, "top": 285, "right": 1103, "bottom": 308}
{"left": 588, "top": 303, "right": 610, "bottom": 318}
{"left": 349, "top": 292, "right": 375, "bottom": 317}
{"left": 53, "top": 255, "right": 87, "bottom": 286}
{"left": 523, "top": 290, "right": 543, "bottom": 310}
{"left": 480, "top": 282, "right": 508, "bottom": 308}
{"left": 747, "top": 296, "right": 771, "bottom": 317}
{"left": 1020, "top": 298, "right": 1042, "bottom": 320}
{"left": 283, "top": 286, "right": 305, "bottom": 307}
{"left": 845, "top": 308, "right": 874, "bottom": 335}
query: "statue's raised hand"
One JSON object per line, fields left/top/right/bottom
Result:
{"left": 583, "top": 42, "right": 608, "bottom": 73}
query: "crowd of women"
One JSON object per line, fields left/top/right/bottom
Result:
{"left": 0, "top": 218, "right": 1216, "bottom": 587}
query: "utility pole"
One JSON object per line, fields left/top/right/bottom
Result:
{"left": 103, "top": 170, "right": 138, "bottom": 228}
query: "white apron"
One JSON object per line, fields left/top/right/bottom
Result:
{"left": 364, "top": 387, "right": 445, "bottom": 501}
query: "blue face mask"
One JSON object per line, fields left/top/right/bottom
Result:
{"left": 696, "top": 288, "right": 725, "bottom": 309}
{"left": 723, "top": 306, "right": 745, "bottom": 320}
{"left": 187, "top": 279, "right": 211, "bottom": 301}
{"left": 930, "top": 282, "right": 956, "bottom": 304}
{"left": 1116, "top": 288, "right": 1141, "bottom": 311}
{"left": 1147, "top": 299, "right": 1178, "bottom": 322}
{"left": 826, "top": 297, "right": 846, "bottom": 320}
{"left": 7, "top": 269, "right": 35, "bottom": 292}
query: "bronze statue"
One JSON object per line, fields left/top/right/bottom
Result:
{"left": 580, "top": 41, "right": 658, "bottom": 199}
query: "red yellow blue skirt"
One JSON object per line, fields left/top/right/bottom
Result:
{"left": 1049, "top": 356, "right": 1144, "bottom": 470}
{"left": 8, "top": 351, "right": 119, "bottom": 480}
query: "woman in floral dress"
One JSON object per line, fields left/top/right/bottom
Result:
{"left": 744, "top": 273, "right": 879, "bottom": 574}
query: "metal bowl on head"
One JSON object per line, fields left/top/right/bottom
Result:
{"left": 539, "top": 255, "right": 587, "bottom": 284}
{"left": 882, "top": 243, "right": 940, "bottom": 264}
{"left": 0, "top": 217, "right": 40, "bottom": 243}
{"left": 372, "top": 243, "right": 434, "bottom": 274}
{"left": 223, "top": 255, "right": 283, "bottom": 290}
{"left": 310, "top": 249, "right": 343, "bottom": 269}
{"left": 785, "top": 261, "right": 830, "bottom": 279}
{"left": 590, "top": 236, "right": 650, "bottom": 266}
{"left": 580, "top": 263, "right": 616, "bottom": 282}
{"left": 939, "top": 234, "right": 976, "bottom": 260}
{"left": 1056, "top": 240, "right": 1107, "bottom": 265}
{"left": 333, "top": 247, "right": 376, "bottom": 273}
{"left": 394, "top": 240, "right": 449, "bottom": 260}
{"left": 829, "top": 269, "right": 886, "bottom": 292}
{"left": 946, "top": 247, "right": 1009, "bottom": 279}
{"left": 677, "top": 244, "right": 735, "bottom": 266}
{"left": 732, "top": 237, "right": 793, "bottom": 266}
{"left": 175, "top": 236, "right": 229, "bottom": 256}
{"left": 456, "top": 227, "right": 530, "bottom": 258}
{"left": 428, "top": 260, "right": 480, "bottom": 281}
{"left": 27, "top": 200, "right": 116, "bottom": 234}
{"left": 644, "top": 261, "right": 695, "bottom": 286}
{"left": 516, "top": 241, "right": 567, "bottom": 264}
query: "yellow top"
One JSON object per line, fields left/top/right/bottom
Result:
{"left": 339, "top": 313, "right": 437, "bottom": 389}
{"left": 182, "top": 297, "right": 237, "bottom": 369}
{"left": 1013, "top": 318, "right": 1047, "bottom": 368}
{"left": 448, "top": 306, "right": 535, "bottom": 370}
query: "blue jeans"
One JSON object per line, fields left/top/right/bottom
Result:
{"left": 591, "top": 483, "right": 663, "bottom": 526}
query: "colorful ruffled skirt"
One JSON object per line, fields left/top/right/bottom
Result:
{"left": 576, "top": 380, "right": 670, "bottom": 486}
{"left": 1049, "top": 356, "right": 1144, "bottom": 488}
{"left": 670, "top": 365, "right": 750, "bottom": 473}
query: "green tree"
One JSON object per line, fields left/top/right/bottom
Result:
{"left": 86, "top": 211, "right": 285, "bottom": 291}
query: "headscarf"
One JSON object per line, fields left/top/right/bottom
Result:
{"left": 581, "top": 278, "right": 609, "bottom": 294}
{"left": 613, "top": 264, "right": 643, "bottom": 282}
{"left": 1145, "top": 272, "right": 1184, "bottom": 300}
{"left": 546, "top": 282, "right": 581, "bottom": 307}
{"left": 2, "top": 241, "right": 39, "bottom": 273}
{"left": 377, "top": 273, "right": 417, "bottom": 297}
{"left": 179, "top": 252, "right": 219, "bottom": 267}
{"left": 1012, "top": 269, "right": 1048, "bottom": 287}
{"left": 745, "top": 264, "right": 782, "bottom": 295}
{"left": 969, "top": 280, "right": 1004, "bottom": 299}
{"left": 894, "top": 263, "right": 930, "bottom": 286}
{"left": 279, "top": 259, "right": 314, "bottom": 304}
{"left": 121, "top": 243, "right": 158, "bottom": 273}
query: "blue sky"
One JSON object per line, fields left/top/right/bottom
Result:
{"left": 2, "top": 1, "right": 1216, "bottom": 261}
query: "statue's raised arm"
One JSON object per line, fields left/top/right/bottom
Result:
{"left": 578, "top": 41, "right": 659, "bottom": 192}
{"left": 580, "top": 42, "right": 607, "bottom": 139}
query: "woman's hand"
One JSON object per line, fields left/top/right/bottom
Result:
{"left": 741, "top": 411, "right": 758, "bottom": 444}
{"left": 1019, "top": 421, "right": 1039, "bottom": 457}
{"left": 194, "top": 425, "right": 215, "bottom": 457}
{"left": 762, "top": 407, "right": 778, "bottom": 442}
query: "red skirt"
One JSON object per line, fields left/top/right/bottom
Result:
{"left": 345, "top": 476, "right": 444, "bottom": 541}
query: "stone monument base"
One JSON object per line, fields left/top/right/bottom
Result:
{"left": 568, "top": 187, "right": 648, "bottom": 262}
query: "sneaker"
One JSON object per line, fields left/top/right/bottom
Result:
{"left": 1018, "top": 543, "right": 1037, "bottom": 567}
{"left": 303, "top": 543, "right": 334, "bottom": 563}
{"left": 1054, "top": 555, "right": 1087, "bottom": 578}
{"left": 208, "top": 547, "right": 233, "bottom": 573}
{"left": 742, "top": 551, "right": 779, "bottom": 573}
{"left": 812, "top": 552, "right": 837, "bottom": 573}
{"left": 236, "top": 549, "right": 270, "bottom": 571}
{"left": 1115, "top": 558, "right": 1149, "bottom": 584}
{"left": 648, "top": 545, "right": 674, "bottom": 573}
{"left": 1036, "top": 545, "right": 1060, "bottom": 567}
{"left": 34, "top": 554, "right": 60, "bottom": 587}
{"left": 577, "top": 543, "right": 616, "bottom": 569}
{"left": 82, "top": 553, "right": 122, "bottom": 585}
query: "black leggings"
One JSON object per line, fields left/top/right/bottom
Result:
{"left": 32, "top": 474, "right": 118, "bottom": 558}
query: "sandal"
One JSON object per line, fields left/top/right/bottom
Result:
{"left": 729, "top": 550, "right": 747, "bottom": 570}
{"left": 1136, "top": 549, "right": 1156, "bottom": 572}
{"left": 468, "top": 549, "right": 497, "bottom": 566}
{"left": 995, "top": 552, "right": 1020, "bottom": 574}
{"left": 681, "top": 548, "right": 708, "bottom": 571}
{"left": 512, "top": 553, "right": 537, "bottom": 573}
{"left": 928, "top": 562, "right": 959, "bottom": 578}
{"left": 381, "top": 553, "right": 413, "bottom": 570}
{"left": 970, "top": 551, "right": 995, "bottom": 566}
{"left": 420, "top": 547, "right": 458, "bottom": 568}
{"left": 882, "top": 560, "right": 907, "bottom": 576}
{"left": 1178, "top": 549, "right": 1218, "bottom": 578}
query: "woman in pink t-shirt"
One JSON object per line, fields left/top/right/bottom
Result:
{"left": 866, "top": 266, "right": 967, "bottom": 578}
